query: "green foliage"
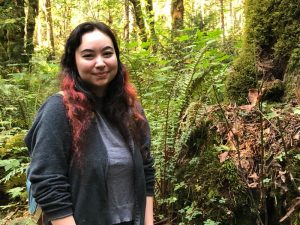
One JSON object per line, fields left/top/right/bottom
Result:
{"left": 233, "top": 0, "right": 300, "bottom": 102}
{"left": 204, "top": 219, "right": 220, "bottom": 225}
{"left": 122, "top": 28, "right": 233, "bottom": 223}
{"left": 0, "top": 129, "right": 29, "bottom": 204}
{"left": 0, "top": 52, "right": 59, "bottom": 209}
{"left": 225, "top": 42, "right": 257, "bottom": 104}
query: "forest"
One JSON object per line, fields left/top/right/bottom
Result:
{"left": 0, "top": 0, "right": 299, "bottom": 224}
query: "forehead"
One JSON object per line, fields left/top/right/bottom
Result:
{"left": 78, "top": 30, "right": 114, "bottom": 49}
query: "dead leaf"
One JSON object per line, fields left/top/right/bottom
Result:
{"left": 239, "top": 104, "right": 255, "bottom": 111}
{"left": 248, "top": 182, "right": 259, "bottom": 188}
{"left": 248, "top": 89, "right": 260, "bottom": 106}
{"left": 218, "top": 151, "right": 229, "bottom": 163}
{"left": 279, "top": 170, "right": 287, "bottom": 183}
{"left": 248, "top": 172, "right": 259, "bottom": 181}
{"left": 294, "top": 131, "right": 300, "bottom": 140}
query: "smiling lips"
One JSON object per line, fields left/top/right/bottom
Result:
{"left": 92, "top": 72, "right": 109, "bottom": 77}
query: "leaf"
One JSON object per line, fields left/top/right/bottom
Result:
{"left": 0, "top": 159, "right": 20, "bottom": 172}
{"left": 248, "top": 172, "right": 259, "bottom": 181}
{"left": 248, "top": 182, "right": 259, "bottom": 188}
{"left": 239, "top": 104, "right": 255, "bottom": 111}
{"left": 7, "top": 187, "right": 25, "bottom": 199}
{"left": 293, "top": 107, "right": 300, "bottom": 115}
{"left": 248, "top": 89, "right": 260, "bottom": 105}
{"left": 265, "top": 111, "right": 278, "bottom": 120}
{"left": 218, "top": 151, "right": 229, "bottom": 163}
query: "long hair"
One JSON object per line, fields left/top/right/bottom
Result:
{"left": 60, "top": 21, "right": 146, "bottom": 160}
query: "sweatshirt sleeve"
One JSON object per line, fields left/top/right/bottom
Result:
{"left": 138, "top": 105, "right": 155, "bottom": 197}
{"left": 25, "top": 94, "right": 73, "bottom": 221}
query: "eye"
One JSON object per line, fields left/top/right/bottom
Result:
{"left": 82, "top": 54, "right": 94, "bottom": 59}
{"left": 103, "top": 51, "right": 114, "bottom": 58}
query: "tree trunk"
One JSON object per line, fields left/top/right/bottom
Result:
{"left": 145, "top": 0, "right": 158, "bottom": 51}
{"left": 220, "top": 0, "right": 225, "bottom": 43}
{"left": 45, "top": 0, "right": 55, "bottom": 59}
{"left": 0, "top": 0, "right": 27, "bottom": 66}
{"left": 124, "top": 0, "right": 130, "bottom": 42}
{"left": 129, "top": 0, "right": 147, "bottom": 43}
{"left": 26, "top": 0, "right": 39, "bottom": 60}
{"left": 63, "top": 0, "right": 72, "bottom": 40}
{"left": 171, "top": 0, "right": 184, "bottom": 31}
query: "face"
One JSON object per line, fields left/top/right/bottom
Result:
{"left": 75, "top": 29, "right": 118, "bottom": 97}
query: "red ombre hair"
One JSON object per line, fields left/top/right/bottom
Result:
{"left": 59, "top": 22, "right": 147, "bottom": 160}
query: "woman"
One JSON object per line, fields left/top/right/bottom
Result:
{"left": 25, "top": 21, "right": 155, "bottom": 225}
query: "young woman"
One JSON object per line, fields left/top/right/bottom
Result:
{"left": 25, "top": 21, "right": 155, "bottom": 225}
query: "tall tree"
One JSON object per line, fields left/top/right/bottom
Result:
{"left": 44, "top": 0, "right": 55, "bottom": 59}
{"left": 129, "top": 0, "right": 148, "bottom": 43}
{"left": 171, "top": 0, "right": 184, "bottom": 31}
{"left": 145, "top": 0, "right": 158, "bottom": 50}
{"left": 0, "top": 0, "right": 27, "bottom": 67}
{"left": 219, "top": 0, "right": 225, "bottom": 42}
{"left": 26, "top": 0, "right": 39, "bottom": 59}
{"left": 124, "top": 0, "right": 130, "bottom": 42}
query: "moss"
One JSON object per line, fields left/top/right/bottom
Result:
{"left": 175, "top": 103, "right": 254, "bottom": 224}
{"left": 225, "top": 51, "right": 257, "bottom": 104}
{"left": 4, "top": 133, "right": 26, "bottom": 150}
{"left": 227, "top": 0, "right": 300, "bottom": 103}
{"left": 262, "top": 79, "right": 285, "bottom": 102}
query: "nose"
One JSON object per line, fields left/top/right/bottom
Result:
{"left": 95, "top": 56, "right": 105, "bottom": 69}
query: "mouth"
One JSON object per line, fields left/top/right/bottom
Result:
{"left": 92, "top": 72, "right": 109, "bottom": 76}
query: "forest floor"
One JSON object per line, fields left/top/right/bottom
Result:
{"left": 1, "top": 95, "right": 300, "bottom": 225}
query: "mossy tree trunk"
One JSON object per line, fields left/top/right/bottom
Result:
{"left": 44, "top": 0, "right": 55, "bottom": 59}
{"left": 123, "top": 0, "right": 130, "bottom": 42}
{"left": 26, "top": 0, "right": 39, "bottom": 60}
{"left": 129, "top": 0, "right": 148, "bottom": 43}
{"left": 171, "top": 0, "right": 184, "bottom": 32}
{"left": 145, "top": 0, "right": 158, "bottom": 52}
{"left": 225, "top": 0, "right": 300, "bottom": 103}
{"left": 0, "top": 0, "right": 27, "bottom": 68}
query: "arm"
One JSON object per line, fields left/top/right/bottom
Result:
{"left": 26, "top": 95, "right": 73, "bottom": 221}
{"left": 144, "top": 196, "right": 154, "bottom": 225}
{"left": 139, "top": 107, "right": 155, "bottom": 225}
{"left": 51, "top": 216, "right": 76, "bottom": 225}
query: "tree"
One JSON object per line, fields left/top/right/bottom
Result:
{"left": 219, "top": 0, "right": 225, "bottom": 43}
{"left": 26, "top": 0, "right": 39, "bottom": 59}
{"left": 44, "top": 0, "right": 55, "bottom": 59}
{"left": 0, "top": 0, "right": 27, "bottom": 67}
{"left": 145, "top": 0, "right": 158, "bottom": 46}
{"left": 124, "top": 0, "right": 130, "bottom": 42}
{"left": 129, "top": 0, "right": 148, "bottom": 43}
{"left": 171, "top": 0, "right": 184, "bottom": 31}
{"left": 225, "top": 0, "right": 300, "bottom": 102}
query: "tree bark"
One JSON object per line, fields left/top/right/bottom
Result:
{"left": 220, "top": 0, "right": 225, "bottom": 43}
{"left": 171, "top": 0, "right": 184, "bottom": 31}
{"left": 145, "top": 0, "right": 158, "bottom": 50}
{"left": 45, "top": 0, "right": 55, "bottom": 59}
{"left": 124, "top": 0, "right": 130, "bottom": 42}
{"left": 0, "top": 0, "right": 27, "bottom": 65}
{"left": 26, "top": 0, "right": 39, "bottom": 60}
{"left": 129, "top": 0, "right": 147, "bottom": 43}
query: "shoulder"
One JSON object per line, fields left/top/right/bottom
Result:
{"left": 38, "top": 93, "right": 66, "bottom": 120}
{"left": 30, "top": 93, "right": 69, "bottom": 131}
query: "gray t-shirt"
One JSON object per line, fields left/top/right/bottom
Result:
{"left": 96, "top": 112, "right": 135, "bottom": 224}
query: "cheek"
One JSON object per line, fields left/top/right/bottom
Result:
{"left": 107, "top": 56, "right": 118, "bottom": 69}
{"left": 77, "top": 60, "right": 93, "bottom": 74}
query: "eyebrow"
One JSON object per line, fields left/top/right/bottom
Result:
{"left": 79, "top": 46, "right": 114, "bottom": 54}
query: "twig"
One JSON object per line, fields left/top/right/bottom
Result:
{"left": 276, "top": 117, "right": 288, "bottom": 157}
{"left": 212, "top": 85, "right": 241, "bottom": 169}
